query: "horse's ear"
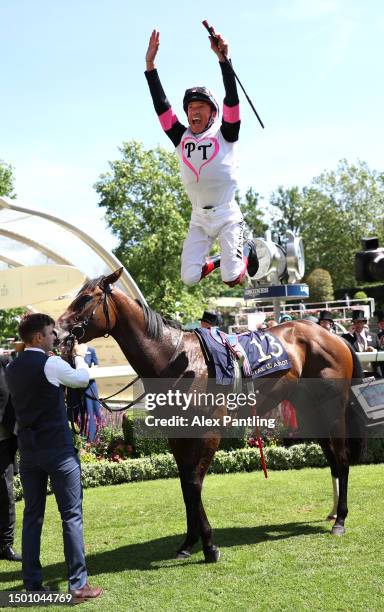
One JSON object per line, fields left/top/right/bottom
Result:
{"left": 99, "top": 268, "right": 124, "bottom": 290}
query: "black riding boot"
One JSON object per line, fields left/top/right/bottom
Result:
{"left": 243, "top": 239, "right": 259, "bottom": 277}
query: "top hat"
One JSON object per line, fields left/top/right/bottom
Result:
{"left": 318, "top": 310, "right": 334, "bottom": 322}
{"left": 201, "top": 311, "right": 219, "bottom": 326}
{"left": 351, "top": 309, "right": 367, "bottom": 322}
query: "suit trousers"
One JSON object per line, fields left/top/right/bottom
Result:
{"left": 0, "top": 438, "right": 16, "bottom": 546}
{"left": 19, "top": 447, "right": 87, "bottom": 590}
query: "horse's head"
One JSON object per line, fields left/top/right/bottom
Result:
{"left": 56, "top": 268, "right": 123, "bottom": 350}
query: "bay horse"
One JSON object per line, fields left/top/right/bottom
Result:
{"left": 57, "top": 268, "right": 363, "bottom": 563}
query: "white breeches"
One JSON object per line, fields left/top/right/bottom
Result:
{"left": 181, "top": 203, "right": 245, "bottom": 286}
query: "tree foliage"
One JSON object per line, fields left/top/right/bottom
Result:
{"left": 305, "top": 268, "right": 334, "bottom": 302}
{"left": 236, "top": 187, "right": 267, "bottom": 239}
{"left": 0, "top": 160, "right": 22, "bottom": 344}
{"left": 0, "top": 309, "right": 25, "bottom": 344}
{"left": 270, "top": 186, "right": 305, "bottom": 236}
{"left": 269, "top": 160, "right": 384, "bottom": 290}
{"left": 0, "top": 159, "right": 16, "bottom": 198}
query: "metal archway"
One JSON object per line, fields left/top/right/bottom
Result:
{"left": 0, "top": 196, "right": 146, "bottom": 304}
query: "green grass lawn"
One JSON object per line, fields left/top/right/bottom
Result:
{"left": 2, "top": 465, "right": 384, "bottom": 611}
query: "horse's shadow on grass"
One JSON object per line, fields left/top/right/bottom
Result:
{"left": 1, "top": 520, "right": 329, "bottom": 588}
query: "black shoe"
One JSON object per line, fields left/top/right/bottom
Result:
{"left": 26, "top": 584, "right": 51, "bottom": 592}
{"left": 0, "top": 545, "right": 22, "bottom": 562}
{"left": 244, "top": 239, "right": 259, "bottom": 277}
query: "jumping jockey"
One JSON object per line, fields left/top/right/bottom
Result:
{"left": 145, "top": 27, "right": 258, "bottom": 287}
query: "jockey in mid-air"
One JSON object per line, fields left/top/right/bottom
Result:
{"left": 145, "top": 25, "right": 258, "bottom": 287}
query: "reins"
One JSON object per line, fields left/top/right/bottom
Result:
{"left": 66, "top": 286, "right": 184, "bottom": 414}
{"left": 95, "top": 327, "right": 184, "bottom": 413}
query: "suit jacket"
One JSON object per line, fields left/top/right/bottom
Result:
{"left": 0, "top": 355, "right": 16, "bottom": 435}
{"left": 377, "top": 330, "right": 384, "bottom": 350}
{"left": 342, "top": 331, "right": 381, "bottom": 376}
{"left": 341, "top": 331, "right": 379, "bottom": 352}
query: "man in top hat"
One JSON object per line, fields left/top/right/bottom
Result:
{"left": 317, "top": 310, "right": 335, "bottom": 333}
{"left": 342, "top": 310, "right": 380, "bottom": 377}
{"left": 342, "top": 310, "right": 378, "bottom": 352}
{"left": 200, "top": 311, "right": 220, "bottom": 329}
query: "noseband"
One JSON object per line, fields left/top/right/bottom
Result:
{"left": 69, "top": 284, "right": 113, "bottom": 343}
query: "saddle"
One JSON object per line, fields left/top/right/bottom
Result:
{"left": 195, "top": 327, "right": 291, "bottom": 387}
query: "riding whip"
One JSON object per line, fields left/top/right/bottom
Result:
{"left": 202, "top": 20, "right": 265, "bottom": 129}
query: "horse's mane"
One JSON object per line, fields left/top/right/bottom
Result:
{"left": 76, "top": 276, "right": 105, "bottom": 295}
{"left": 135, "top": 300, "right": 182, "bottom": 341}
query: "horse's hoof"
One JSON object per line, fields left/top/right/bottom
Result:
{"left": 204, "top": 546, "right": 221, "bottom": 563}
{"left": 175, "top": 549, "right": 192, "bottom": 560}
{"left": 326, "top": 513, "right": 337, "bottom": 521}
{"left": 331, "top": 524, "right": 345, "bottom": 536}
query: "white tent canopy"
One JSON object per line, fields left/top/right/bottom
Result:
{"left": 0, "top": 197, "right": 144, "bottom": 376}
{"left": 0, "top": 196, "right": 145, "bottom": 305}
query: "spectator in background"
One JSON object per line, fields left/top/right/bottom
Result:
{"left": 317, "top": 310, "right": 336, "bottom": 333}
{"left": 279, "top": 314, "right": 293, "bottom": 324}
{"left": 200, "top": 311, "right": 220, "bottom": 329}
{"left": 342, "top": 310, "right": 378, "bottom": 352}
{"left": 66, "top": 344, "right": 103, "bottom": 442}
{"left": 83, "top": 345, "right": 102, "bottom": 442}
{"left": 342, "top": 310, "right": 380, "bottom": 377}
{"left": 0, "top": 350, "right": 21, "bottom": 563}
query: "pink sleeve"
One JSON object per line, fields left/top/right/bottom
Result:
{"left": 159, "top": 107, "right": 178, "bottom": 131}
{"left": 223, "top": 103, "right": 240, "bottom": 123}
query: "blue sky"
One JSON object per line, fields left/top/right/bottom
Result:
{"left": 1, "top": 0, "right": 383, "bottom": 248}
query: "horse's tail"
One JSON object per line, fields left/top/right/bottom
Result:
{"left": 343, "top": 339, "right": 365, "bottom": 464}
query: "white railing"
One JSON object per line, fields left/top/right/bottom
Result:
{"left": 235, "top": 298, "right": 375, "bottom": 324}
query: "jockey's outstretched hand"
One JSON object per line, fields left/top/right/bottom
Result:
{"left": 207, "top": 24, "right": 229, "bottom": 62}
{"left": 146, "top": 29, "right": 160, "bottom": 71}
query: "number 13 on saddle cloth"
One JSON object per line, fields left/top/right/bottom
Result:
{"left": 195, "top": 327, "right": 291, "bottom": 386}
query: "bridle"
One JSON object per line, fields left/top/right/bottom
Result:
{"left": 65, "top": 283, "right": 184, "bottom": 414}
{"left": 69, "top": 283, "right": 113, "bottom": 343}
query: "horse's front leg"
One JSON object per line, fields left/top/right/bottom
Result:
{"left": 176, "top": 465, "right": 203, "bottom": 558}
{"left": 171, "top": 438, "right": 220, "bottom": 563}
{"left": 176, "top": 464, "right": 220, "bottom": 563}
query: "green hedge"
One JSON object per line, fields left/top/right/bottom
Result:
{"left": 13, "top": 443, "right": 328, "bottom": 501}
{"left": 13, "top": 440, "right": 384, "bottom": 502}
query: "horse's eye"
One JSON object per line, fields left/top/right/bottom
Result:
{"left": 76, "top": 295, "right": 93, "bottom": 310}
